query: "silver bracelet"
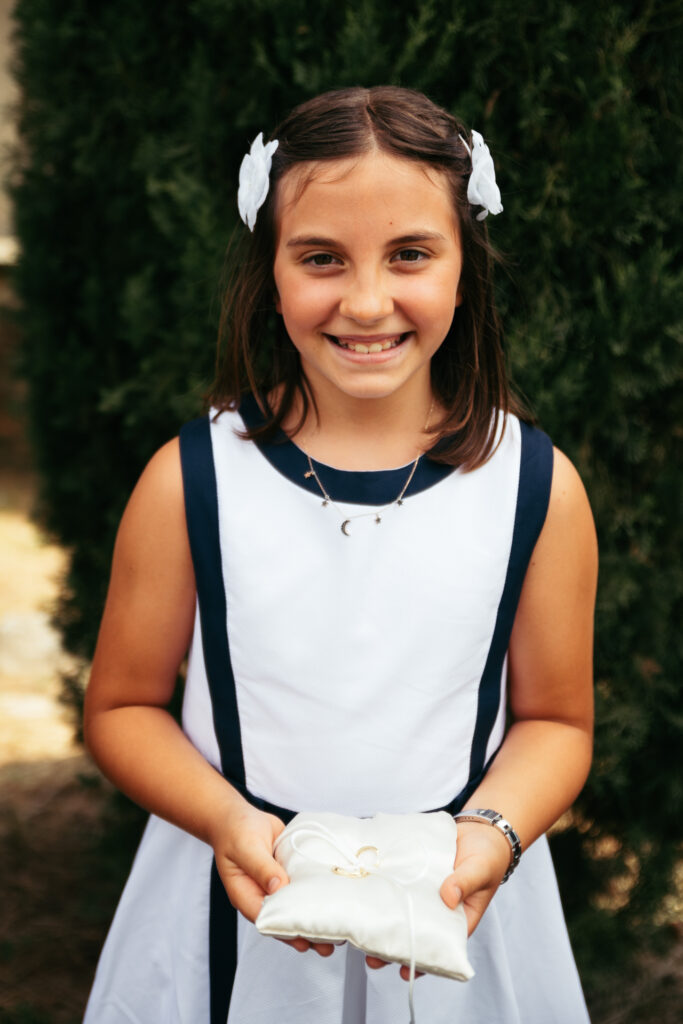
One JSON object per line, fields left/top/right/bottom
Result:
{"left": 453, "top": 809, "right": 522, "bottom": 883}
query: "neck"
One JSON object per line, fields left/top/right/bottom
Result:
{"left": 283, "top": 381, "right": 437, "bottom": 472}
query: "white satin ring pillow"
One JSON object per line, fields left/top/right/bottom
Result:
{"left": 255, "top": 810, "right": 474, "bottom": 982}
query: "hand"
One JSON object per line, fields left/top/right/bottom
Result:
{"left": 366, "top": 819, "right": 510, "bottom": 981}
{"left": 211, "top": 802, "right": 334, "bottom": 958}
{"left": 439, "top": 820, "right": 511, "bottom": 935}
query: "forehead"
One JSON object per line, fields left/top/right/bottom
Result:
{"left": 275, "top": 151, "right": 458, "bottom": 241}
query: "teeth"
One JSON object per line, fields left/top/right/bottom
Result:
{"left": 334, "top": 335, "right": 404, "bottom": 353}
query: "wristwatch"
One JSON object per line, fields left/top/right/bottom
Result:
{"left": 453, "top": 809, "right": 522, "bottom": 883}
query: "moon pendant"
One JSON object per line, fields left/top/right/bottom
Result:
{"left": 341, "top": 519, "right": 351, "bottom": 536}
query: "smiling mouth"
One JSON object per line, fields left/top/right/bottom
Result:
{"left": 325, "top": 332, "right": 410, "bottom": 354}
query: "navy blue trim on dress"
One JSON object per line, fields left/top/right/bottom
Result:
{"left": 238, "top": 393, "right": 455, "bottom": 505}
{"left": 456, "top": 420, "right": 554, "bottom": 806}
{"left": 180, "top": 417, "right": 246, "bottom": 789}
{"left": 209, "top": 862, "right": 236, "bottom": 1024}
{"left": 180, "top": 416, "right": 252, "bottom": 1024}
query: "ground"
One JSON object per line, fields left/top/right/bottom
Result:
{"left": 0, "top": 469, "right": 680, "bottom": 1023}
{"left": 0, "top": 472, "right": 143, "bottom": 1024}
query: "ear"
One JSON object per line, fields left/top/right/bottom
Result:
{"left": 274, "top": 290, "right": 282, "bottom": 314}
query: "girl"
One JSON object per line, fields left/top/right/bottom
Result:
{"left": 83, "top": 86, "right": 597, "bottom": 1024}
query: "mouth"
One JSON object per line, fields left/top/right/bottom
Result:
{"left": 324, "top": 332, "right": 411, "bottom": 354}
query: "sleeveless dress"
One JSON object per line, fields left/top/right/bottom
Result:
{"left": 83, "top": 398, "right": 590, "bottom": 1024}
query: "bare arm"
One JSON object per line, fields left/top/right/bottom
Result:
{"left": 83, "top": 439, "right": 291, "bottom": 923}
{"left": 439, "top": 446, "right": 598, "bottom": 931}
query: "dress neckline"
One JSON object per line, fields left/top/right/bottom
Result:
{"left": 238, "top": 394, "right": 455, "bottom": 506}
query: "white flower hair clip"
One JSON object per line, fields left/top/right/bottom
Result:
{"left": 237, "top": 132, "right": 279, "bottom": 232}
{"left": 459, "top": 130, "right": 503, "bottom": 221}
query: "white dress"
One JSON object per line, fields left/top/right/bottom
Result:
{"left": 83, "top": 398, "right": 590, "bottom": 1024}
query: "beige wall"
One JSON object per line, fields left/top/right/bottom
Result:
{"left": 0, "top": 0, "right": 18, "bottom": 261}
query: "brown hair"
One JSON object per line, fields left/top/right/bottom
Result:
{"left": 210, "top": 85, "right": 530, "bottom": 469}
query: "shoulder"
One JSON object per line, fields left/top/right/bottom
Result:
{"left": 125, "top": 438, "right": 184, "bottom": 519}
{"left": 103, "top": 437, "right": 194, "bottom": 647}
{"left": 526, "top": 445, "right": 598, "bottom": 588}
{"left": 115, "top": 438, "right": 188, "bottom": 564}
{"left": 546, "top": 447, "right": 596, "bottom": 543}
{"left": 142, "top": 436, "right": 182, "bottom": 482}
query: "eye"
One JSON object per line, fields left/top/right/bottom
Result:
{"left": 302, "top": 252, "right": 342, "bottom": 267}
{"left": 392, "top": 248, "right": 429, "bottom": 264}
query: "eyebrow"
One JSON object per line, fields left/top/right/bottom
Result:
{"left": 285, "top": 231, "right": 448, "bottom": 248}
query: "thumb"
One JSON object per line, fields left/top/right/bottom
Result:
{"left": 220, "top": 814, "right": 288, "bottom": 896}
{"left": 440, "top": 854, "right": 491, "bottom": 909}
{"left": 238, "top": 831, "right": 289, "bottom": 896}
{"left": 440, "top": 856, "right": 498, "bottom": 937}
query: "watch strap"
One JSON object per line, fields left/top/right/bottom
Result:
{"left": 453, "top": 808, "right": 522, "bottom": 883}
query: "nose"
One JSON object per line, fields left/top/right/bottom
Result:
{"left": 338, "top": 268, "right": 394, "bottom": 324}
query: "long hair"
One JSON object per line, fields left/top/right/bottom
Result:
{"left": 210, "top": 86, "right": 530, "bottom": 468}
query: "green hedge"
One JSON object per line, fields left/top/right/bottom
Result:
{"left": 8, "top": 0, "right": 682, "bottom": 989}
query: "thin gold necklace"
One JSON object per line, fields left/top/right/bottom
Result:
{"left": 303, "top": 400, "right": 435, "bottom": 536}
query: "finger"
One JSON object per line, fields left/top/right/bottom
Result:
{"left": 276, "top": 937, "right": 335, "bottom": 956}
{"left": 441, "top": 861, "right": 498, "bottom": 936}
{"left": 312, "top": 942, "right": 335, "bottom": 957}
{"left": 366, "top": 956, "right": 389, "bottom": 970}
{"left": 399, "top": 965, "right": 424, "bottom": 982}
{"left": 229, "top": 833, "right": 290, "bottom": 902}
{"left": 222, "top": 872, "right": 274, "bottom": 922}
{"left": 217, "top": 853, "right": 289, "bottom": 923}
{"left": 440, "top": 854, "right": 492, "bottom": 909}
{"left": 278, "top": 936, "right": 310, "bottom": 953}
{"left": 366, "top": 956, "right": 424, "bottom": 980}
{"left": 440, "top": 873, "right": 464, "bottom": 911}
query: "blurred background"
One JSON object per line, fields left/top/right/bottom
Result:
{"left": 0, "top": 1, "right": 681, "bottom": 1021}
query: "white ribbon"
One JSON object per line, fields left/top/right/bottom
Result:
{"left": 275, "top": 821, "right": 429, "bottom": 1024}
{"left": 237, "top": 132, "right": 279, "bottom": 231}
{"left": 459, "top": 130, "right": 503, "bottom": 221}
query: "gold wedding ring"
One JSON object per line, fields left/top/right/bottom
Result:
{"left": 331, "top": 845, "right": 380, "bottom": 878}
{"left": 332, "top": 865, "right": 370, "bottom": 878}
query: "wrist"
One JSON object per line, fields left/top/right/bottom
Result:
{"left": 202, "top": 780, "right": 253, "bottom": 850}
{"left": 453, "top": 809, "right": 522, "bottom": 883}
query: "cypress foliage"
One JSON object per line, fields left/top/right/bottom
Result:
{"left": 8, "top": 0, "right": 682, "bottom": 987}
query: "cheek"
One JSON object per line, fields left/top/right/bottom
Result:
{"left": 408, "top": 277, "right": 460, "bottom": 329}
{"left": 278, "top": 275, "right": 337, "bottom": 326}
{"left": 274, "top": 269, "right": 304, "bottom": 321}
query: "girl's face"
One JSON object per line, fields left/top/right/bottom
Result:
{"left": 272, "top": 151, "right": 463, "bottom": 412}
